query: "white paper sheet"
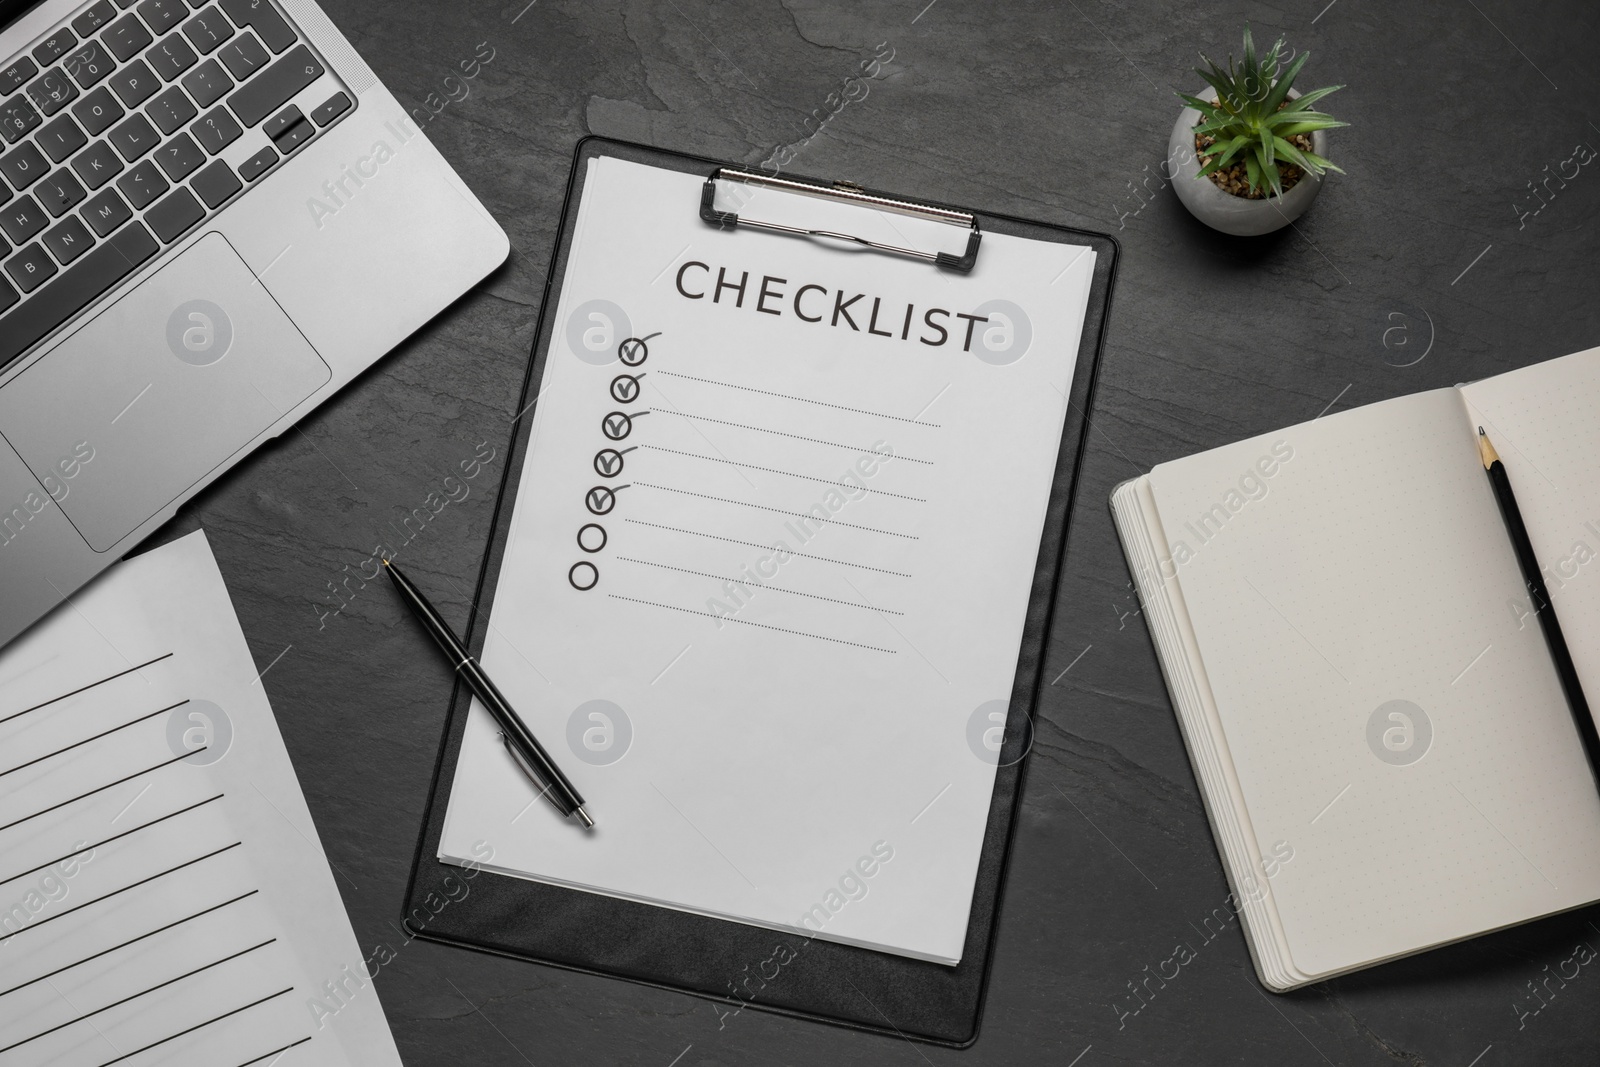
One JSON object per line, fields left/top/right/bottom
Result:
{"left": 0, "top": 531, "right": 400, "bottom": 1067}
{"left": 438, "top": 157, "right": 1096, "bottom": 964}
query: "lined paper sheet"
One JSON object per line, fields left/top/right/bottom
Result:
{"left": 0, "top": 532, "right": 400, "bottom": 1067}
{"left": 439, "top": 156, "right": 1096, "bottom": 964}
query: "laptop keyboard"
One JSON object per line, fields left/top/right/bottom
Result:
{"left": 0, "top": 0, "right": 353, "bottom": 369}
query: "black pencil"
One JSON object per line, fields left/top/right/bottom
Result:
{"left": 382, "top": 559, "right": 593, "bottom": 829}
{"left": 1478, "top": 427, "right": 1600, "bottom": 784}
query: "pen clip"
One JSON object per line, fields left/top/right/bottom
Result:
{"left": 500, "top": 731, "right": 554, "bottom": 800}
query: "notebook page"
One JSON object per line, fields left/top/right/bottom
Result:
{"left": 439, "top": 156, "right": 1096, "bottom": 964}
{"left": 1461, "top": 346, "right": 1600, "bottom": 712}
{"left": 0, "top": 532, "right": 400, "bottom": 1067}
{"left": 1147, "top": 389, "right": 1600, "bottom": 979}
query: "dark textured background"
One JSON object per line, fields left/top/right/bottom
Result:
{"left": 145, "top": 0, "right": 1600, "bottom": 1062}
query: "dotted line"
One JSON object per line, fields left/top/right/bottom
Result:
{"left": 640, "top": 446, "right": 927, "bottom": 503}
{"left": 632, "top": 482, "right": 917, "bottom": 540}
{"left": 658, "top": 371, "right": 942, "bottom": 427}
{"left": 610, "top": 595, "right": 897, "bottom": 653}
{"left": 624, "top": 519, "right": 913, "bottom": 577}
{"left": 646, "top": 409, "right": 933, "bottom": 465}
{"left": 617, "top": 556, "right": 905, "bottom": 614}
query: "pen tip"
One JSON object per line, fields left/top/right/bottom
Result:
{"left": 381, "top": 558, "right": 390, "bottom": 566}
{"left": 575, "top": 807, "right": 595, "bottom": 830}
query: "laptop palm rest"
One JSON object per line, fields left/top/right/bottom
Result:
{"left": 0, "top": 233, "right": 330, "bottom": 553}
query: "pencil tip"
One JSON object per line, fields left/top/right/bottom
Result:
{"left": 1478, "top": 426, "right": 1485, "bottom": 435}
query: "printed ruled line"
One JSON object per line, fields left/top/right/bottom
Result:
{"left": 633, "top": 482, "right": 917, "bottom": 539}
{"left": 625, "top": 519, "right": 912, "bottom": 577}
{"left": 0, "top": 653, "right": 174, "bottom": 726}
{"left": 618, "top": 557, "right": 903, "bottom": 614}
{"left": 0, "top": 842, "right": 242, "bottom": 943}
{"left": 0, "top": 938, "right": 277, "bottom": 1055}
{"left": 658, "top": 371, "right": 941, "bottom": 427}
{"left": 0, "top": 890, "right": 259, "bottom": 1000}
{"left": 93, "top": 987, "right": 295, "bottom": 1067}
{"left": 0, "top": 793, "right": 224, "bottom": 888}
{"left": 0, "top": 700, "right": 188, "bottom": 780}
{"left": 0, "top": 749, "right": 200, "bottom": 835}
{"left": 610, "top": 596, "right": 897, "bottom": 653}
{"left": 232, "top": 1037, "right": 314, "bottom": 1067}
{"left": 641, "top": 445, "right": 927, "bottom": 501}
{"left": 648, "top": 409, "right": 933, "bottom": 464}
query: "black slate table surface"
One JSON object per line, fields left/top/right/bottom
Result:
{"left": 141, "top": 1, "right": 1600, "bottom": 1063}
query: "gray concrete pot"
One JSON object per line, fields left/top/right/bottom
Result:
{"left": 1168, "top": 89, "right": 1328, "bottom": 236}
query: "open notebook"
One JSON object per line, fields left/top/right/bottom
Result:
{"left": 1112, "top": 345, "right": 1600, "bottom": 991}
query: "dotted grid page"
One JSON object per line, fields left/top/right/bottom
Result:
{"left": 1147, "top": 388, "right": 1600, "bottom": 981}
{"left": 438, "top": 156, "right": 1097, "bottom": 965}
{"left": 1463, "top": 346, "right": 1600, "bottom": 720}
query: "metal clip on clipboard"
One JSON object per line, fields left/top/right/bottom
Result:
{"left": 699, "top": 169, "right": 983, "bottom": 273}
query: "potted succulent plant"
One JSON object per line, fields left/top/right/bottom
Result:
{"left": 1169, "top": 27, "right": 1346, "bottom": 236}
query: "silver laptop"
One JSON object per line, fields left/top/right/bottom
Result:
{"left": 0, "top": 0, "right": 508, "bottom": 646}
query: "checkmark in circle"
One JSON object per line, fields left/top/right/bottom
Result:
{"left": 594, "top": 447, "right": 635, "bottom": 478}
{"left": 610, "top": 373, "right": 644, "bottom": 404}
{"left": 617, "top": 337, "right": 650, "bottom": 366}
{"left": 601, "top": 411, "right": 634, "bottom": 440}
{"left": 585, "top": 485, "right": 623, "bottom": 515}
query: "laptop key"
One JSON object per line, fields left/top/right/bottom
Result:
{"left": 32, "top": 29, "right": 77, "bottom": 67}
{"left": 261, "top": 104, "right": 300, "bottom": 141}
{"left": 5, "top": 242, "right": 57, "bottom": 291}
{"left": 63, "top": 41, "right": 115, "bottom": 90}
{"left": 137, "top": 0, "right": 189, "bottom": 36}
{"left": 146, "top": 34, "right": 197, "bottom": 80}
{"left": 237, "top": 144, "right": 275, "bottom": 181}
{"left": 144, "top": 185, "right": 202, "bottom": 242}
{"left": 104, "top": 14, "right": 155, "bottom": 62}
{"left": 191, "top": 106, "right": 241, "bottom": 153}
{"left": 27, "top": 67, "right": 80, "bottom": 116}
{"left": 80, "top": 187, "right": 133, "bottom": 236}
{"left": 226, "top": 45, "right": 321, "bottom": 127}
{"left": 1, "top": 57, "right": 38, "bottom": 97}
{"left": 181, "top": 59, "right": 232, "bottom": 108}
{"left": 72, "top": 0, "right": 119, "bottom": 37}
{"left": 154, "top": 132, "right": 204, "bottom": 181}
{"left": 217, "top": 32, "right": 268, "bottom": 81}
{"left": 0, "top": 222, "right": 158, "bottom": 368}
{"left": 71, "top": 140, "right": 124, "bottom": 189}
{"left": 42, "top": 215, "right": 94, "bottom": 265}
{"left": 220, "top": 0, "right": 295, "bottom": 54}
{"left": 35, "top": 169, "right": 87, "bottom": 216}
{"left": 37, "top": 114, "right": 88, "bottom": 163}
{"left": 191, "top": 158, "right": 240, "bottom": 208}
{"left": 1, "top": 195, "right": 47, "bottom": 243}
{"left": 107, "top": 58, "right": 159, "bottom": 107}
{"left": 116, "top": 159, "right": 168, "bottom": 207}
{"left": 148, "top": 86, "right": 197, "bottom": 133}
{"left": 72, "top": 86, "right": 125, "bottom": 136}
{"left": 270, "top": 116, "right": 311, "bottom": 154}
{"left": 0, "top": 275, "right": 16, "bottom": 315}
{"left": 310, "top": 91, "right": 350, "bottom": 126}
{"left": 182, "top": 6, "right": 235, "bottom": 54}
{"left": 108, "top": 112, "right": 158, "bottom": 161}
{"left": 0, "top": 95, "right": 42, "bottom": 143}
{"left": 0, "top": 142, "right": 48, "bottom": 190}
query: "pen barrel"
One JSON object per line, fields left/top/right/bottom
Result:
{"left": 460, "top": 660, "right": 586, "bottom": 814}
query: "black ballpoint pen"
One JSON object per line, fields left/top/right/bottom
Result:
{"left": 382, "top": 559, "right": 594, "bottom": 829}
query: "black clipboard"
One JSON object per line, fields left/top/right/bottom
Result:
{"left": 402, "top": 136, "right": 1119, "bottom": 1047}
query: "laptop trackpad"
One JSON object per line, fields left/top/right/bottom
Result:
{"left": 0, "top": 233, "right": 330, "bottom": 552}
